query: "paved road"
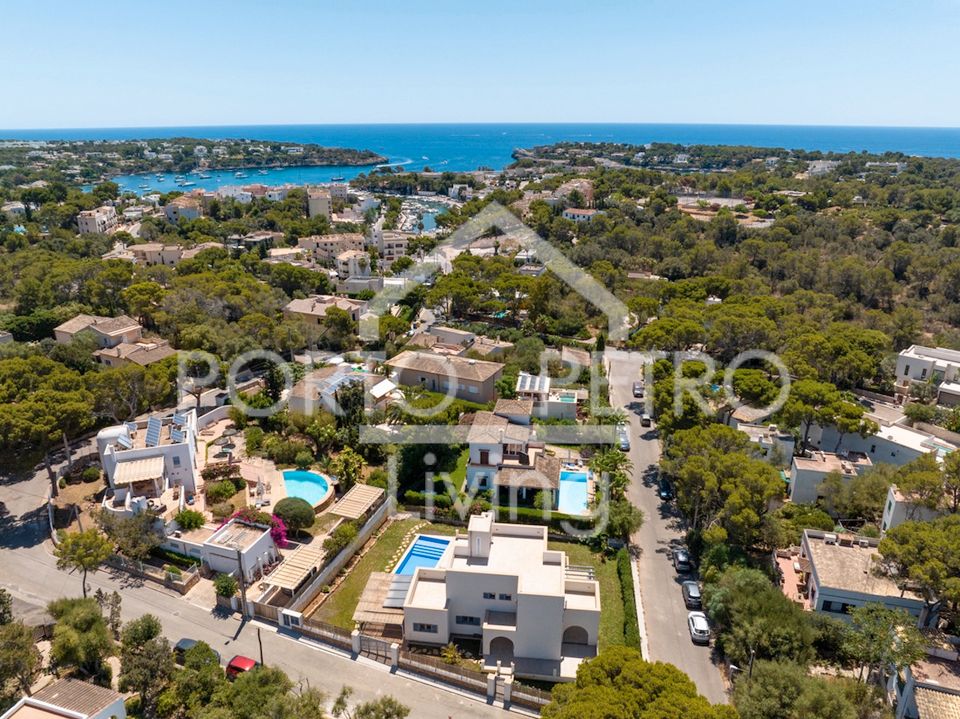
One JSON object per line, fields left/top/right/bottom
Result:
{"left": 606, "top": 350, "right": 728, "bottom": 704}
{"left": 0, "top": 458, "right": 515, "bottom": 719}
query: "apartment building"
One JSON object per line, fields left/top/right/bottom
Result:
{"left": 77, "top": 205, "right": 118, "bottom": 234}
{"left": 335, "top": 249, "right": 371, "bottom": 279}
{"left": 297, "top": 232, "right": 365, "bottom": 261}
{"left": 401, "top": 512, "right": 600, "bottom": 680}
{"left": 307, "top": 188, "right": 331, "bottom": 219}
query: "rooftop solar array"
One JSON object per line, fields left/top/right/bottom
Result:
{"left": 144, "top": 417, "right": 162, "bottom": 447}
{"left": 116, "top": 434, "right": 133, "bottom": 449}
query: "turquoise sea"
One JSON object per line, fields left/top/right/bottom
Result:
{"left": 5, "top": 123, "right": 960, "bottom": 192}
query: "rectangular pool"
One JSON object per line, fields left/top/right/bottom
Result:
{"left": 394, "top": 535, "right": 451, "bottom": 575}
{"left": 558, "top": 470, "right": 590, "bottom": 515}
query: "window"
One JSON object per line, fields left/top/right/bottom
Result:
{"left": 413, "top": 623, "right": 438, "bottom": 633}
{"left": 498, "top": 593, "right": 512, "bottom": 601}
{"left": 455, "top": 615, "right": 481, "bottom": 626}
{"left": 172, "top": 456, "right": 181, "bottom": 467}
{"left": 921, "top": 368, "right": 928, "bottom": 380}
{"left": 483, "top": 592, "right": 496, "bottom": 600}
{"left": 870, "top": 444, "right": 877, "bottom": 454}
{"left": 904, "top": 364, "right": 910, "bottom": 377}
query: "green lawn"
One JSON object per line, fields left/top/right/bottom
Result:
{"left": 310, "top": 518, "right": 457, "bottom": 629}
{"left": 551, "top": 542, "right": 625, "bottom": 650}
{"left": 448, "top": 447, "right": 470, "bottom": 489}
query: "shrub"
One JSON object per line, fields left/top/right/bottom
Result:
{"left": 322, "top": 521, "right": 358, "bottom": 557}
{"left": 151, "top": 547, "right": 196, "bottom": 570}
{"left": 213, "top": 573, "right": 238, "bottom": 598}
{"left": 617, "top": 549, "right": 642, "bottom": 649}
{"left": 244, "top": 426, "right": 264, "bottom": 453}
{"left": 262, "top": 434, "right": 309, "bottom": 465}
{"left": 294, "top": 450, "right": 314, "bottom": 469}
{"left": 163, "top": 564, "right": 182, "bottom": 577}
{"left": 273, "top": 497, "right": 315, "bottom": 534}
{"left": 174, "top": 509, "right": 205, "bottom": 531}
{"left": 206, "top": 480, "right": 237, "bottom": 504}
{"left": 81, "top": 466, "right": 101, "bottom": 483}
{"left": 210, "top": 502, "right": 235, "bottom": 521}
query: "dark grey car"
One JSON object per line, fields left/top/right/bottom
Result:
{"left": 682, "top": 580, "right": 702, "bottom": 609}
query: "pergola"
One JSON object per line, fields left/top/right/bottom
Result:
{"left": 266, "top": 541, "right": 325, "bottom": 592}
{"left": 330, "top": 484, "right": 385, "bottom": 521}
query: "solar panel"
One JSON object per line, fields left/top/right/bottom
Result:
{"left": 170, "top": 428, "right": 184, "bottom": 443}
{"left": 116, "top": 434, "right": 133, "bottom": 450}
{"left": 126, "top": 422, "right": 138, "bottom": 434}
{"left": 144, "top": 417, "right": 162, "bottom": 447}
{"left": 172, "top": 412, "right": 187, "bottom": 426}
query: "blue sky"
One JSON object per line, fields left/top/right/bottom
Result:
{"left": 1, "top": 0, "right": 957, "bottom": 128}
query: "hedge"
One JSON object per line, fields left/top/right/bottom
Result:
{"left": 151, "top": 547, "right": 196, "bottom": 570}
{"left": 617, "top": 548, "right": 642, "bottom": 650}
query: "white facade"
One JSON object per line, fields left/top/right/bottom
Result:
{"left": 800, "top": 529, "right": 934, "bottom": 625}
{"left": 807, "top": 421, "right": 956, "bottom": 467}
{"left": 307, "top": 189, "right": 331, "bottom": 219}
{"left": 735, "top": 422, "right": 795, "bottom": 467}
{"left": 403, "top": 513, "right": 599, "bottom": 680}
{"left": 881, "top": 484, "right": 944, "bottom": 534}
{"left": 77, "top": 205, "right": 118, "bottom": 234}
{"left": 897, "top": 345, "right": 960, "bottom": 384}
{"left": 789, "top": 450, "right": 872, "bottom": 505}
{"left": 202, "top": 519, "right": 278, "bottom": 583}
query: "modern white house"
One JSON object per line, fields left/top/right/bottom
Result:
{"left": 1, "top": 678, "right": 126, "bottom": 719}
{"left": 96, "top": 410, "right": 199, "bottom": 520}
{"left": 794, "top": 529, "right": 935, "bottom": 626}
{"left": 806, "top": 418, "right": 955, "bottom": 467}
{"left": 896, "top": 345, "right": 960, "bottom": 407}
{"left": 788, "top": 450, "right": 872, "bottom": 505}
{"left": 199, "top": 519, "right": 279, "bottom": 584}
{"left": 515, "top": 372, "right": 586, "bottom": 421}
{"left": 881, "top": 484, "right": 945, "bottom": 534}
{"left": 401, "top": 513, "right": 600, "bottom": 680}
{"left": 735, "top": 422, "right": 795, "bottom": 468}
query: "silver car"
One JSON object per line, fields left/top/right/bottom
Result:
{"left": 687, "top": 611, "right": 710, "bottom": 644}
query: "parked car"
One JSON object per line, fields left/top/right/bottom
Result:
{"left": 225, "top": 655, "right": 259, "bottom": 680}
{"left": 687, "top": 611, "right": 711, "bottom": 644}
{"left": 672, "top": 548, "right": 692, "bottom": 573}
{"left": 640, "top": 413, "right": 652, "bottom": 427}
{"left": 632, "top": 381, "right": 644, "bottom": 398}
{"left": 682, "top": 581, "right": 702, "bottom": 609}
{"left": 174, "top": 638, "right": 221, "bottom": 665}
{"left": 617, "top": 424, "right": 631, "bottom": 451}
{"left": 657, "top": 477, "right": 674, "bottom": 501}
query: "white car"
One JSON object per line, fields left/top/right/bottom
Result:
{"left": 687, "top": 611, "right": 710, "bottom": 644}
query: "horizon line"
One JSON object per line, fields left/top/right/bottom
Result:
{"left": 3, "top": 120, "right": 960, "bottom": 134}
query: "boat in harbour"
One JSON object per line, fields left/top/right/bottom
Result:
{"left": 331, "top": 175, "right": 345, "bottom": 181}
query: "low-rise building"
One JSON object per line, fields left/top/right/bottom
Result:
{"left": 891, "top": 657, "right": 960, "bottom": 719}
{"left": 0, "top": 330, "right": 12, "bottom": 344}
{"left": 54, "top": 313, "right": 142, "bottom": 348}
{"left": 1, "top": 678, "right": 126, "bottom": 719}
{"left": 164, "top": 195, "right": 202, "bottom": 222}
{"left": 94, "top": 338, "right": 176, "bottom": 368}
{"left": 896, "top": 345, "right": 960, "bottom": 405}
{"left": 789, "top": 450, "right": 872, "bottom": 505}
{"left": 2, "top": 200, "right": 26, "bottom": 219}
{"left": 96, "top": 411, "right": 199, "bottom": 521}
{"left": 385, "top": 350, "right": 504, "bottom": 404}
{"left": 129, "top": 242, "right": 184, "bottom": 266}
{"left": 735, "top": 422, "right": 795, "bottom": 468}
{"left": 561, "top": 208, "right": 598, "bottom": 223}
{"left": 77, "top": 205, "right": 118, "bottom": 234}
{"left": 881, "top": 483, "right": 946, "bottom": 534}
{"left": 201, "top": 518, "right": 279, "bottom": 584}
{"left": 779, "top": 529, "right": 935, "bottom": 626}
{"left": 335, "top": 249, "right": 371, "bottom": 280}
{"left": 297, "top": 232, "right": 365, "bottom": 261}
{"left": 283, "top": 294, "right": 369, "bottom": 325}
{"left": 401, "top": 512, "right": 600, "bottom": 680}
{"left": 515, "top": 372, "right": 587, "bottom": 421}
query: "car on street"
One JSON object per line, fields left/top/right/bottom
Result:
{"left": 173, "top": 638, "right": 221, "bottom": 665}
{"left": 658, "top": 477, "right": 674, "bottom": 501}
{"left": 225, "top": 655, "right": 260, "bottom": 680}
{"left": 632, "top": 381, "right": 644, "bottom": 398}
{"left": 672, "top": 548, "right": 693, "bottom": 573}
{"left": 617, "top": 424, "right": 631, "bottom": 451}
{"left": 640, "top": 413, "right": 652, "bottom": 427}
{"left": 687, "top": 611, "right": 711, "bottom": 644}
{"left": 681, "top": 580, "right": 702, "bottom": 609}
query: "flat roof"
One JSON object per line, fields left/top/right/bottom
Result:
{"left": 206, "top": 520, "right": 269, "bottom": 551}
{"left": 804, "top": 531, "right": 923, "bottom": 602}
{"left": 901, "top": 345, "right": 960, "bottom": 365}
{"left": 31, "top": 678, "right": 123, "bottom": 717}
{"left": 793, "top": 451, "right": 871, "bottom": 475}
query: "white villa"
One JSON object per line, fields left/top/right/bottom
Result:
{"left": 401, "top": 513, "right": 600, "bottom": 680}
{"left": 96, "top": 410, "right": 199, "bottom": 520}
{"left": 1, "top": 678, "right": 126, "bottom": 719}
{"left": 896, "top": 345, "right": 960, "bottom": 407}
{"left": 788, "top": 450, "right": 872, "bottom": 505}
{"left": 881, "top": 483, "right": 945, "bottom": 534}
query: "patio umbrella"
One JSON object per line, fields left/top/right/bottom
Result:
{"left": 222, "top": 427, "right": 239, "bottom": 438}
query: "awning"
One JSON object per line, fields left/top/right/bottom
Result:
{"left": 113, "top": 456, "right": 164, "bottom": 485}
{"left": 267, "top": 542, "right": 325, "bottom": 591}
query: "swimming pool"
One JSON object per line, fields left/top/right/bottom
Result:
{"left": 558, "top": 470, "right": 590, "bottom": 515}
{"left": 394, "top": 535, "right": 451, "bottom": 575}
{"left": 282, "top": 470, "right": 333, "bottom": 508}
